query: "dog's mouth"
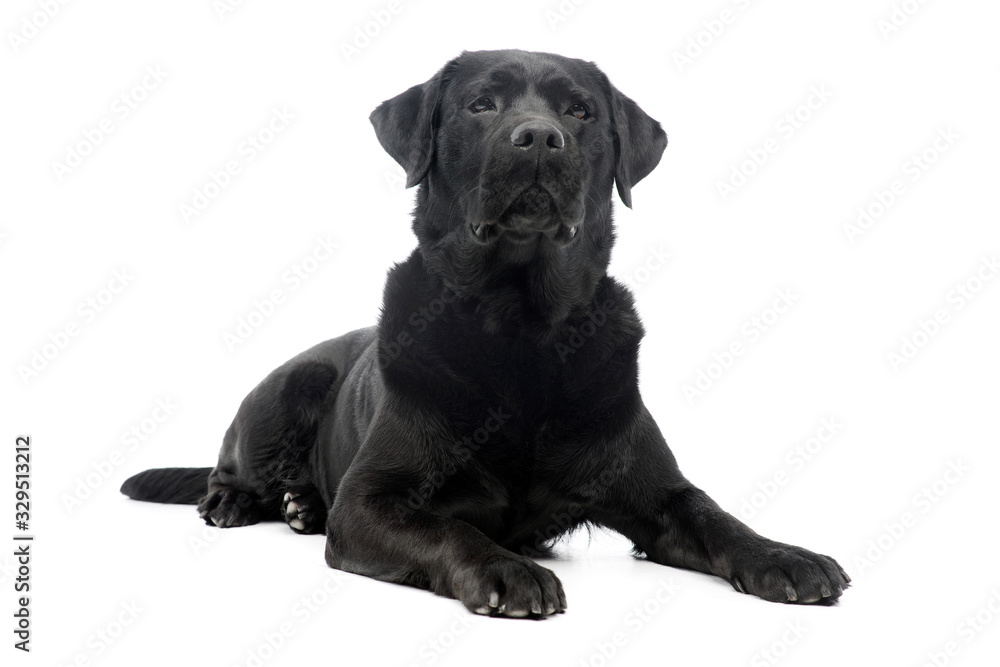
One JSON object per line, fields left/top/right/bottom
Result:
{"left": 471, "top": 185, "right": 581, "bottom": 245}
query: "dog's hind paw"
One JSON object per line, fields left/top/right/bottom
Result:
{"left": 197, "top": 486, "right": 262, "bottom": 528}
{"left": 281, "top": 487, "right": 327, "bottom": 535}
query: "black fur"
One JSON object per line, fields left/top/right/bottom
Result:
{"left": 122, "top": 50, "right": 849, "bottom": 618}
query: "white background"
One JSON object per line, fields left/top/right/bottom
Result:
{"left": 3, "top": 1, "right": 999, "bottom": 665}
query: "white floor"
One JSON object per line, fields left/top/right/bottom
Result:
{"left": 19, "top": 471, "right": 991, "bottom": 667}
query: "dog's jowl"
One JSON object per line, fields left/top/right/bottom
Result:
{"left": 122, "top": 49, "right": 849, "bottom": 618}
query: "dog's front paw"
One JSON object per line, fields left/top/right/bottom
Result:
{"left": 453, "top": 555, "right": 567, "bottom": 618}
{"left": 729, "top": 540, "right": 850, "bottom": 605}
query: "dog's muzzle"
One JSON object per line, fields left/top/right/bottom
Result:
{"left": 471, "top": 118, "right": 584, "bottom": 246}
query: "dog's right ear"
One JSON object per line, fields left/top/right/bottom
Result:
{"left": 370, "top": 67, "right": 447, "bottom": 189}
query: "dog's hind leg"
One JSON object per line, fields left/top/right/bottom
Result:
{"left": 199, "top": 359, "right": 339, "bottom": 528}
{"left": 197, "top": 471, "right": 269, "bottom": 528}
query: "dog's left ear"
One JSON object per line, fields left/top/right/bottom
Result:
{"left": 607, "top": 84, "right": 668, "bottom": 208}
{"left": 370, "top": 66, "right": 446, "bottom": 188}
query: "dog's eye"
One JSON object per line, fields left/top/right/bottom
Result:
{"left": 469, "top": 97, "right": 497, "bottom": 113}
{"left": 566, "top": 103, "right": 589, "bottom": 120}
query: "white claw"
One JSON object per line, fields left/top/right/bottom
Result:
{"left": 488, "top": 591, "right": 499, "bottom": 608}
{"left": 506, "top": 609, "right": 529, "bottom": 618}
{"left": 289, "top": 518, "right": 306, "bottom": 531}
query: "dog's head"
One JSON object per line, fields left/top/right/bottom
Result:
{"left": 371, "top": 50, "right": 666, "bottom": 325}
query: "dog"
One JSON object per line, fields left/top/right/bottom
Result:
{"left": 122, "top": 49, "right": 850, "bottom": 618}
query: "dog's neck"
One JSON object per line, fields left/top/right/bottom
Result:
{"left": 431, "top": 251, "right": 597, "bottom": 336}
{"left": 408, "top": 204, "right": 616, "bottom": 342}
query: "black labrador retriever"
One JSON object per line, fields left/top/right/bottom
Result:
{"left": 122, "top": 49, "right": 849, "bottom": 618}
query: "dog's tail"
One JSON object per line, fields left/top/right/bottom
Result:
{"left": 120, "top": 467, "right": 213, "bottom": 504}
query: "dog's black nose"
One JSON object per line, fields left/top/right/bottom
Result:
{"left": 510, "top": 120, "right": 564, "bottom": 150}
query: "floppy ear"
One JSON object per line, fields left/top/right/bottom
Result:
{"left": 369, "top": 68, "right": 445, "bottom": 188}
{"left": 609, "top": 86, "right": 668, "bottom": 208}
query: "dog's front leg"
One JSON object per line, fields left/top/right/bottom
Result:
{"left": 325, "top": 494, "right": 565, "bottom": 617}
{"left": 632, "top": 485, "right": 850, "bottom": 604}
{"left": 322, "top": 412, "right": 566, "bottom": 618}
{"left": 588, "top": 404, "right": 851, "bottom": 604}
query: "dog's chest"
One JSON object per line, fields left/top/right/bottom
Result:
{"left": 416, "top": 329, "right": 638, "bottom": 541}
